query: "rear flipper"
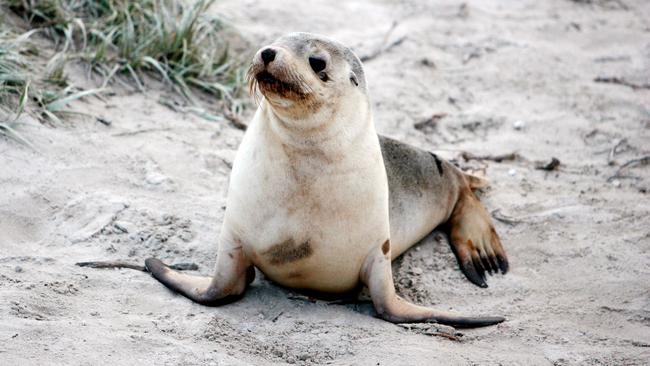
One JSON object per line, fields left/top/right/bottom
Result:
{"left": 447, "top": 177, "right": 509, "bottom": 288}
{"left": 361, "top": 240, "right": 505, "bottom": 328}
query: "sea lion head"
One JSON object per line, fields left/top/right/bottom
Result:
{"left": 248, "top": 32, "right": 368, "bottom": 129}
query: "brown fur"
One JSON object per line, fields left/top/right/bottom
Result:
{"left": 381, "top": 240, "right": 390, "bottom": 255}
{"left": 447, "top": 187, "right": 509, "bottom": 287}
{"left": 465, "top": 173, "right": 489, "bottom": 190}
{"left": 247, "top": 58, "right": 322, "bottom": 112}
{"left": 264, "top": 239, "right": 313, "bottom": 265}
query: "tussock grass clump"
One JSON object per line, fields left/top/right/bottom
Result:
{"left": 0, "top": 23, "right": 103, "bottom": 147}
{"left": 0, "top": 26, "right": 32, "bottom": 146}
{"left": 0, "top": 0, "right": 246, "bottom": 146}
{"left": 6, "top": 0, "right": 244, "bottom": 103}
{"left": 1, "top": 26, "right": 92, "bottom": 147}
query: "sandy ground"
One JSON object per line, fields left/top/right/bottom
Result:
{"left": 2, "top": 0, "right": 650, "bottom": 365}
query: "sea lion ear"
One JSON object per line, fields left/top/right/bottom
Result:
{"left": 350, "top": 72, "right": 359, "bottom": 87}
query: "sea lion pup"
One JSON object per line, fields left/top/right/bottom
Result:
{"left": 145, "top": 33, "right": 509, "bottom": 327}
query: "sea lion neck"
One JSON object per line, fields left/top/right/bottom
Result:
{"left": 262, "top": 98, "right": 371, "bottom": 155}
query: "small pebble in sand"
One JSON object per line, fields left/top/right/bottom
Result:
{"left": 113, "top": 221, "right": 132, "bottom": 233}
{"left": 15, "top": 266, "right": 23, "bottom": 273}
{"left": 146, "top": 172, "right": 169, "bottom": 185}
{"left": 508, "top": 168, "right": 517, "bottom": 176}
{"left": 513, "top": 120, "right": 525, "bottom": 130}
{"left": 412, "top": 267, "right": 423, "bottom": 275}
{"left": 611, "top": 179, "right": 621, "bottom": 187}
{"left": 420, "top": 58, "right": 436, "bottom": 68}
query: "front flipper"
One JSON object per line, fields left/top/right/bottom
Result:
{"left": 145, "top": 233, "right": 254, "bottom": 305}
{"left": 361, "top": 240, "right": 505, "bottom": 328}
{"left": 448, "top": 185, "right": 509, "bottom": 288}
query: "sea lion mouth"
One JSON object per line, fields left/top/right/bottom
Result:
{"left": 256, "top": 70, "right": 308, "bottom": 98}
{"left": 255, "top": 70, "right": 296, "bottom": 91}
{"left": 247, "top": 64, "right": 312, "bottom": 103}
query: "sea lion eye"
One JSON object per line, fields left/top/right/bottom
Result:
{"left": 309, "top": 56, "right": 326, "bottom": 73}
{"left": 350, "top": 73, "right": 359, "bottom": 86}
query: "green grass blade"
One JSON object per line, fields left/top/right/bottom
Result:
{"left": 142, "top": 56, "right": 172, "bottom": 84}
{"left": 12, "top": 80, "right": 30, "bottom": 122}
{"left": 46, "top": 88, "right": 104, "bottom": 112}
{"left": 0, "top": 123, "right": 36, "bottom": 150}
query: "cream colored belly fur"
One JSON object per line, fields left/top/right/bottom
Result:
{"left": 223, "top": 107, "right": 390, "bottom": 293}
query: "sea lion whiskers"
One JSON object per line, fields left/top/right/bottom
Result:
{"left": 246, "top": 52, "right": 314, "bottom": 103}
{"left": 246, "top": 64, "right": 262, "bottom": 106}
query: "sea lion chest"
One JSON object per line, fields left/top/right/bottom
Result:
{"left": 223, "top": 121, "right": 389, "bottom": 293}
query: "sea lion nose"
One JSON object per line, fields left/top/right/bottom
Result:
{"left": 261, "top": 48, "right": 276, "bottom": 65}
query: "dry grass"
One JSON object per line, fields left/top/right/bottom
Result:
{"left": 6, "top": 0, "right": 244, "bottom": 102}
{"left": 0, "top": 23, "right": 104, "bottom": 147}
{"left": 0, "top": 0, "right": 246, "bottom": 146}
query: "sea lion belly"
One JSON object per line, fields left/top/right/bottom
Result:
{"left": 223, "top": 115, "right": 389, "bottom": 293}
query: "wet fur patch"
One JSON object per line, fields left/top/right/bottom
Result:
{"left": 264, "top": 239, "right": 313, "bottom": 265}
{"left": 381, "top": 240, "right": 390, "bottom": 255}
